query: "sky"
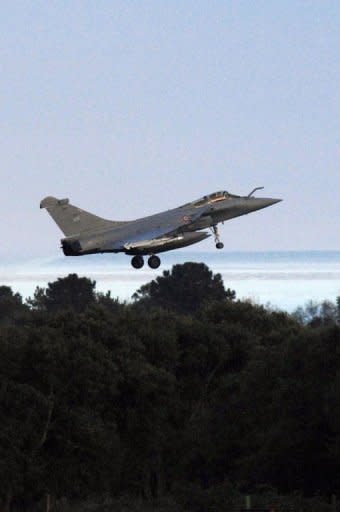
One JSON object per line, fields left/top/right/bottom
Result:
{"left": 1, "top": 1, "right": 339, "bottom": 258}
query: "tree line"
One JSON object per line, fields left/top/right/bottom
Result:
{"left": 0, "top": 263, "right": 339, "bottom": 511}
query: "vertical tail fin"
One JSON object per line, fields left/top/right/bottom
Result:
{"left": 40, "top": 196, "right": 123, "bottom": 236}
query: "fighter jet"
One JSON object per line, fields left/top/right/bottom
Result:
{"left": 40, "top": 188, "right": 281, "bottom": 269}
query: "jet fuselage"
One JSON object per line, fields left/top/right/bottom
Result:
{"left": 41, "top": 189, "right": 281, "bottom": 268}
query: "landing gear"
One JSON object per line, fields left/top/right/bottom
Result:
{"left": 148, "top": 255, "right": 161, "bottom": 269}
{"left": 211, "top": 225, "right": 224, "bottom": 250}
{"left": 131, "top": 255, "right": 144, "bottom": 269}
{"left": 130, "top": 254, "right": 161, "bottom": 269}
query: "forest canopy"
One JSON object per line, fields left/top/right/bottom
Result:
{"left": 0, "top": 264, "right": 339, "bottom": 512}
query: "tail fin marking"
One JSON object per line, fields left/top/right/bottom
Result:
{"left": 40, "top": 196, "right": 124, "bottom": 237}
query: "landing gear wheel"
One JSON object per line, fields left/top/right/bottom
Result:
{"left": 211, "top": 225, "right": 224, "bottom": 250}
{"left": 148, "top": 255, "right": 161, "bottom": 269}
{"left": 131, "top": 255, "right": 144, "bottom": 269}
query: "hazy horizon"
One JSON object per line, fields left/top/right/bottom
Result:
{"left": 2, "top": 250, "right": 339, "bottom": 312}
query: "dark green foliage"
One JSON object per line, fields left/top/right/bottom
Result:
{"left": 0, "top": 286, "right": 29, "bottom": 325}
{"left": 0, "top": 319, "right": 120, "bottom": 510}
{"left": 27, "top": 274, "right": 97, "bottom": 313}
{"left": 0, "top": 265, "right": 339, "bottom": 511}
{"left": 293, "top": 298, "right": 339, "bottom": 326}
{"left": 132, "top": 262, "right": 235, "bottom": 313}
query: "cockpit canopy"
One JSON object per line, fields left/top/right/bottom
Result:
{"left": 186, "top": 190, "right": 240, "bottom": 208}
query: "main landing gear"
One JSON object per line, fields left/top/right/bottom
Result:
{"left": 131, "top": 255, "right": 144, "bottom": 269}
{"left": 148, "top": 255, "right": 161, "bottom": 269}
{"left": 211, "top": 225, "right": 224, "bottom": 250}
{"left": 131, "top": 254, "right": 161, "bottom": 269}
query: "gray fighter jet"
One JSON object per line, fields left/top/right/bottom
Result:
{"left": 40, "top": 188, "right": 281, "bottom": 269}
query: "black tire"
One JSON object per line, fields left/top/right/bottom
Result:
{"left": 131, "top": 255, "right": 144, "bottom": 269}
{"left": 216, "top": 242, "right": 224, "bottom": 249}
{"left": 148, "top": 255, "right": 161, "bottom": 269}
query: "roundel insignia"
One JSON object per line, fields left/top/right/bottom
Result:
{"left": 182, "top": 215, "right": 192, "bottom": 224}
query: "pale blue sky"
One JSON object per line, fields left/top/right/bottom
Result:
{"left": 1, "top": 1, "right": 339, "bottom": 257}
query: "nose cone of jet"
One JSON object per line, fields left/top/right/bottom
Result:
{"left": 246, "top": 197, "right": 282, "bottom": 213}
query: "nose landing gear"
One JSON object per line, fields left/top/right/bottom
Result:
{"left": 211, "top": 225, "right": 224, "bottom": 250}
